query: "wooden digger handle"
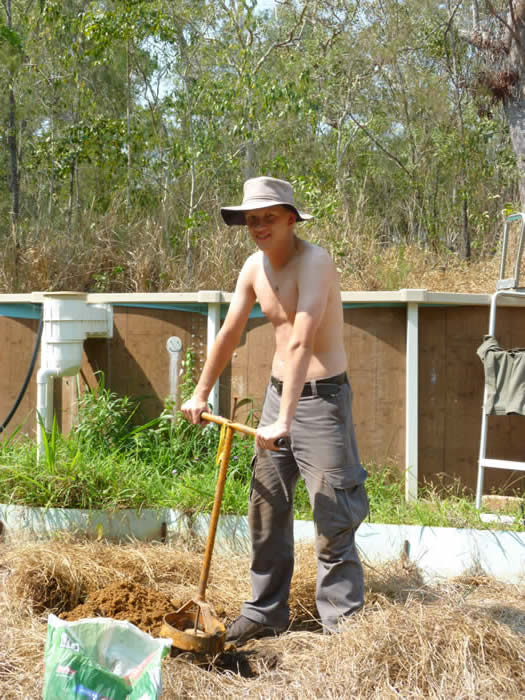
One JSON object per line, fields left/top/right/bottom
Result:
{"left": 200, "top": 412, "right": 288, "bottom": 447}
{"left": 195, "top": 412, "right": 287, "bottom": 602}
{"left": 200, "top": 411, "right": 257, "bottom": 438}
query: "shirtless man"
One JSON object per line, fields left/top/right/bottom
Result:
{"left": 182, "top": 176, "right": 368, "bottom": 645}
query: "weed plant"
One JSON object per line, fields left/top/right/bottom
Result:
{"left": 0, "top": 362, "right": 522, "bottom": 528}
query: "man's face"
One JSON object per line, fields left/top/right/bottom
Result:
{"left": 245, "top": 205, "right": 296, "bottom": 250}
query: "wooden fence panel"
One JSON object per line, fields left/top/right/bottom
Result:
{"left": 419, "top": 305, "right": 525, "bottom": 493}
{"left": 0, "top": 316, "right": 39, "bottom": 435}
{"left": 344, "top": 307, "right": 406, "bottom": 469}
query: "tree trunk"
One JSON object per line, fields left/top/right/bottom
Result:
{"left": 504, "top": 97, "right": 525, "bottom": 208}
{"left": 459, "top": 2, "right": 525, "bottom": 211}
{"left": 8, "top": 84, "right": 20, "bottom": 226}
{"left": 126, "top": 38, "right": 132, "bottom": 214}
{"left": 462, "top": 196, "right": 470, "bottom": 259}
{"left": 244, "top": 137, "right": 255, "bottom": 180}
{"left": 67, "top": 159, "right": 76, "bottom": 234}
{"left": 6, "top": 0, "right": 19, "bottom": 231}
{"left": 448, "top": 5, "right": 470, "bottom": 258}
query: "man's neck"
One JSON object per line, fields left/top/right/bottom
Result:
{"left": 266, "top": 234, "right": 299, "bottom": 270}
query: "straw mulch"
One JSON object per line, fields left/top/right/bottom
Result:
{"left": 1, "top": 538, "right": 523, "bottom": 699}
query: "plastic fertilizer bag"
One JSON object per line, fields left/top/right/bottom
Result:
{"left": 43, "top": 614, "right": 172, "bottom": 700}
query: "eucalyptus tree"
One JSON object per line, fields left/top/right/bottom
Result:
{"left": 1, "top": 0, "right": 134, "bottom": 235}
{"left": 291, "top": 0, "right": 513, "bottom": 255}
{"left": 272, "top": 0, "right": 444, "bottom": 242}
{"left": 156, "top": 0, "right": 315, "bottom": 262}
{"left": 0, "top": 0, "right": 40, "bottom": 234}
{"left": 458, "top": 1, "right": 525, "bottom": 208}
{"left": 65, "top": 0, "right": 163, "bottom": 216}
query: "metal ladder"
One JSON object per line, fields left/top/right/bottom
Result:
{"left": 476, "top": 212, "right": 525, "bottom": 509}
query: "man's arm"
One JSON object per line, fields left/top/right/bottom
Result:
{"left": 255, "top": 250, "right": 333, "bottom": 449}
{"left": 181, "top": 257, "right": 256, "bottom": 424}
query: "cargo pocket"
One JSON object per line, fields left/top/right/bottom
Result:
{"left": 341, "top": 482, "right": 369, "bottom": 529}
{"left": 313, "top": 477, "right": 369, "bottom": 535}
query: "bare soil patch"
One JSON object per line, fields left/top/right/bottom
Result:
{"left": 60, "top": 580, "right": 179, "bottom": 637}
{"left": 1, "top": 537, "right": 523, "bottom": 699}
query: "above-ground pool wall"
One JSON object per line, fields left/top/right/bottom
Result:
{"left": 0, "top": 302, "right": 407, "bottom": 473}
{"left": 1, "top": 292, "right": 525, "bottom": 495}
{"left": 79, "top": 305, "right": 208, "bottom": 429}
{"left": 219, "top": 316, "right": 276, "bottom": 421}
{"left": 0, "top": 303, "right": 209, "bottom": 438}
{"left": 344, "top": 306, "right": 406, "bottom": 469}
{"left": 419, "top": 304, "right": 525, "bottom": 494}
{"left": 0, "top": 314, "right": 40, "bottom": 434}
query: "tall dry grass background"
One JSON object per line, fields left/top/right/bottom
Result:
{"left": 3, "top": 200, "right": 523, "bottom": 295}
{"left": 1, "top": 538, "right": 523, "bottom": 699}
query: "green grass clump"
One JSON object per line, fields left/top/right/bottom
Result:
{"left": 366, "top": 464, "right": 524, "bottom": 530}
{"left": 0, "top": 371, "right": 523, "bottom": 530}
{"left": 0, "top": 365, "right": 256, "bottom": 514}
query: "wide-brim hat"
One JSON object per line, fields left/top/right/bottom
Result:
{"left": 221, "top": 176, "right": 314, "bottom": 226}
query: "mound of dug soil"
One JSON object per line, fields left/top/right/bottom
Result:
{"left": 60, "top": 581, "right": 178, "bottom": 636}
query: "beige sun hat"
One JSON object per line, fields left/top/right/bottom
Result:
{"left": 221, "top": 176, "right": 314, "bottom": 226}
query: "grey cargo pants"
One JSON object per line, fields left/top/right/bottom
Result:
{"left": 241, "top": 375, "right": 368, "bottom": 631}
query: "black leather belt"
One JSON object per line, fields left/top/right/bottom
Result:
{"left": 270, "top": 372, "right": 347, "bottom": 397}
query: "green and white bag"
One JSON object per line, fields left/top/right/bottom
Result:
{"left": 43, "top": 614, "right": 172, "bottom": 700}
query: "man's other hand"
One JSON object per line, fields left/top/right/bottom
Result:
{"left": 181, "top": 396, "right": 208, "bottom": 424}
{"left": 256, "top": 421, "right": 289, "bottom": 451}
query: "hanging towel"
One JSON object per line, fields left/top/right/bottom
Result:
{"left": 477, "top": 335, "right": 525, "bottom": 415}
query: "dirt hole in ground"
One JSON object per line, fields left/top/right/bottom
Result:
{"left": 60, "top": 580, "right": 284, "bottom": 678}
{"left": 173, "top": 645, "right": 282, "bottom": 678}
{"left": 210, "top": 647, "right": 281, "bottom": 678}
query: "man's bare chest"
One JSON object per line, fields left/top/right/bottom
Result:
{"left": 254, "top": 273, "right": 298, "bottom": 324}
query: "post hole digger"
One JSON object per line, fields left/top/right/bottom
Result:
{"left": 161, "top": 412, "right": 285, "bottom": 656}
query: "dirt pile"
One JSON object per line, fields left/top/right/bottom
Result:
{"left": 60, "top": 580, "right": 178, "bottom": 636}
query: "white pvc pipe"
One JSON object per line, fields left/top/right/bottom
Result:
{"left": 166, "top": 336, "right": 182, "bottom": 419}
{"left": 36, "top": 367, "right": 58, "bottom": 456}
{"left": 405, "top": 302, "right": 419, "bottom": 502}
{"left": 207, "top": 302, "right": 221, "bottom": 413}
{"left": 35, "top": 293, "right": 113, "bottom": 459}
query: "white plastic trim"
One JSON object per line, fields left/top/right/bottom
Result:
{"left": 1, "top": 504, "right": 523, "bottom": 584}
{"left": 207, "top": 301, "right": 221, "bottom": 414}
{"left": 405, "top": 302, "right": 419, "bottom": 502}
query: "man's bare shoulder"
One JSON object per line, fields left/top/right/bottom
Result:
{"left": 242, "top": 250, "right": 263, "bottom": 269}
{"left": 239, "top": 251, "right": 263, "bottom": 280}
{"left": 297, "top": 239, "right": 336, "bottom": 272}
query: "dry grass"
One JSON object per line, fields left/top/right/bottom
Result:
{"left": 1, "top": 209, "right": 517, "bottom": 294}
{"left": 1, "top": 538, "right": 524, "bottom": 699}
{"left": 324, "top": 233, "right": 504, "bottom": 294}
{"left": 0, "top": 216, "right": 254, "bottom": 294}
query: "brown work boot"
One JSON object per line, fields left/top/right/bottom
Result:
{"left": 225, "top": 615, "right": 285, "bottom": 646}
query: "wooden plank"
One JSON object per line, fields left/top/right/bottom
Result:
{"left": 344, "top": 308, "right": 406, "bottom": 470}
{"left": 0, "top": 317, "right": 40, "bottom": 438}
{"left": 418, "top": 308, "right": 447, "bottom": 481}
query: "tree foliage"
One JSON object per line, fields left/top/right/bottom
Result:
{"left": 0, "top": 0, "right": 519, "bottom": 291}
